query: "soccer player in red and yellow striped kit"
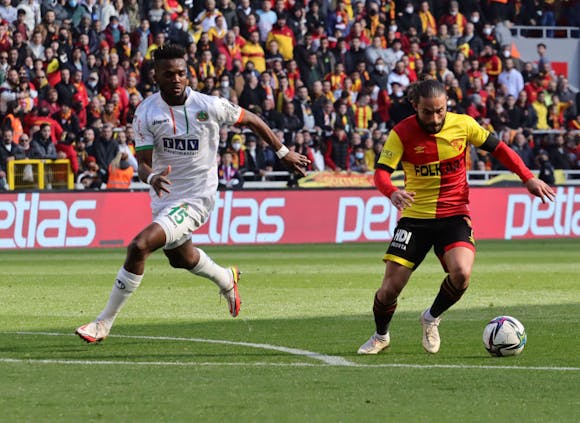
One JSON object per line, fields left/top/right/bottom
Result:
{"left": 358, "top": 79, "right": 555, "bottom": 355}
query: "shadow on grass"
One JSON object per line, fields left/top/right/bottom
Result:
{"left": 1, "top": 303, "right": 578, "bottom": 368}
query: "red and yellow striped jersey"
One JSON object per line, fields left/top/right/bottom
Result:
{"left": 378, "top": 113, "right": 490, "bottom": 219}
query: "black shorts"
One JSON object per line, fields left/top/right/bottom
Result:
{"left": 384, "top": 215, "right": 476, "bottom": 271}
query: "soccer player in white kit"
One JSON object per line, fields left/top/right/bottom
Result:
{"left": 76, "top": 45, "right": 310, "bottom": 343}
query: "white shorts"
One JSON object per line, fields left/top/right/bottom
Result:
{"left": 153, "top": 202, "right": 208, "bottom": 250}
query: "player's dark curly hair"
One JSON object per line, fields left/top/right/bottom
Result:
{"left": 153, "top": 44, "right": 186, "bottom": 63}
{"left": 407, "top": 79, "right": 447, "bottom": 105}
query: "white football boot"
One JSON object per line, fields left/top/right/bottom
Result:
{"left": 75, "top": 320, "right": 110, "bottom": 343}
{"left": 357, "top": 332, "right": 391, "bottom": 354}
{"left": 420, "top": 310, "right": 441, "bottom": 354}
{"left": 220, "top": 267, "right": 241, "bottom": 318}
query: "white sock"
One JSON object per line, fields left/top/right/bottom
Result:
{"left": 189, "top": 248, "right": 231, "bottom": 290}
{"left": 97, "top": 267, "right": 142, "bottom": 327}
{"left": 423, "top": 308, "right": 438, "bottom": 322}
{"left": 375, "top": 332, "right": 388, "bottom": 341}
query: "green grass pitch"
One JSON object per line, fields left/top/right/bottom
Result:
{"left": 1, "top": 239, "right": 579, "bottom": 422}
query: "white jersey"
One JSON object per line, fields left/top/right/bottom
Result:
{"left": 133, "top": 87, "right": 243, "bottom": 217}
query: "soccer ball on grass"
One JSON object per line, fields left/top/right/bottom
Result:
{"left": 482, "top": 316, "right": 526, "bottom": 357}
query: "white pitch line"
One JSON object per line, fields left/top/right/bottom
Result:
{"left": 10, "top": 331, "right": 355, "bottom": 366}
{"left": 4, "top": 332, "right": 579, "bottom": 372}
{"left": 0, "top": 357, "right": 578, "bottom": 372}
{"left": 0, "top": 358, "right": 318, "bottom": 367}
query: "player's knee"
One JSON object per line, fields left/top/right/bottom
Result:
{"left": 378, "top": 285, "right": 401, "bottom": 303}
{"left": 450, "top": 268, "right": 471, "bottom": 289}
{"left": 127, "top": 235, "right": 151, "bottom": 259}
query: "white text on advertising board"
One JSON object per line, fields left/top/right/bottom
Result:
{"left": 335, "top": 196, "right": 399, "bottom": 243}
{"left": 0, "top": 193, "right": 96, "bottom": 248}
{"left": 191, "top": 191, "right": 285, "bottom": 244}
{"left": 505, "top": 187, "right": 580, "bottom": 239}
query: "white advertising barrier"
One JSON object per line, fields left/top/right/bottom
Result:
{"left": 0, "top": 187, "right": 578, "bottom": 249}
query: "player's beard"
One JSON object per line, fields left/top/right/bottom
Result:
{"left": 416, "top": 114, "right": 446, "bottom": 134}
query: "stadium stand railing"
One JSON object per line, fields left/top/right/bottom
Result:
{"left": 7, "top": 159, "right": 74, "bottom": 190}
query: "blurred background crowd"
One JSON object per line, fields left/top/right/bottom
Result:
{"left": 0, "top": 0, "right": 579, "bottom": 191}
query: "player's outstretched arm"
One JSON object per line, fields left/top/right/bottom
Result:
{"left": 137, "top": 149, "right": 172, "bottom": 197}
{"left": 490, "top": 141, "right": 555, "bottom": 203}
{"left": 524, "top": 177, "right": 556, "bottom": 204}
{"left": 237, "top": 109, "right": 311, "bottom": 177}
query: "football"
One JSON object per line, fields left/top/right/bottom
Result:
{"left": 483, "top": 316, "right": 527, "bottom": 357}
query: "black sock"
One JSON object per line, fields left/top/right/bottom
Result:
{"left": 373, "top": 294, "right": 397, "bottom": 335}
{"left": 429, "top": 275, "right": 467, "bottom": 318}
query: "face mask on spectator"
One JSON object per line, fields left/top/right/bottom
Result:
{"left": 232, "top": 142, "right": 241, "bottom": 151}
{"left": 221, "top": 80, "right": 229, "bottom": 87}
{"left": 405, "top": 6, "right": 413, "bottom": 14}
{"left": 375, "top": 64, "right": 384, "bottom": 72}
{"left": 175, "top": 22, "right": 183, "bottom": 30}
{"left": 355, "top": 152, "right": 364, "bottom": 160}
{"left": 471, "top": 16, "right": 480, "bottom": 23}
{"left": 483, "top": 27, "right": 492, "bottom": 36}
{"left": 389, "top": 25, "right": 397, "bottom": 32}
{"left": 503, "top": 51, "right": 511, "bottom": 58}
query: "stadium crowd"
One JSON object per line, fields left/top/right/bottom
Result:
{"left": 0, "top": 0, "right": 579, "bottom": 191}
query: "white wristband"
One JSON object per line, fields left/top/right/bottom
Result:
{"left": 275, "top": 145, "right": 290, "bottom": 159}
{"left": 146, "top": 173, "right": 157, "bottom": 185}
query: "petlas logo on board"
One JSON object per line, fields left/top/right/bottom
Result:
{"left": 0, "top": 193, "right": 97, "bottom": 248}
{"left": 505, "top": 187, "right": 580, "bottom": 239}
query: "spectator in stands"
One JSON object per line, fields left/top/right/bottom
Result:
{"left": 30, "top": 123, "right": 58, "bottom": 159}
{"left": 497, "top": 57, "right": 524, "bottom": 98}
{"left": 479, "top": 43, "right": 502, "bottom": 84}
{"left": 106, "top": 151, "right": 134, "bottom": 189}
{"left": 384, "top": 38, "right": 404, "bottom": 73}
{"left": 280, "top": 100, "right": 303, "bottom": 143}
{"left": 218, "top": 150, "right": 243, "bottom": 190}
{"left": 239, "top": 73, "right": 265, "bottom": 112}
{"left": 324, "top": 122, "right": 350, "bottom": 172}
{"left": 556, "top": 77, "right": 576, "bottom": 115}
{"left": 349, "top": 144, "right": 369, "bottom": 173}
{"left": 2, "top": 100, "right": 23, "bottom": 143}
{"left": 241, "top": 31, "right": 265, "bottom": 73}
{"left": 241, "top": 134, "right": 266, "bottom": 181}
{"left": 0, "top": 68, "right": 22, "bottom": 114}
{"left": 549, "top": 134, "right": 575, "bottom": 170}
{"left": 365, "top": 36, "right": 388, "bottom": 73}
{"left": 292, "top": 130, "right": 315, "bottom": 171}
{"left": 227, "top": 133, "right": 246, "bottom": 169}
{"left": 266, "top": 13, "right": 295, "bottom": 62}
{"left": 55, "top": 131, "right": 79, "bottom": 175}
{"left": 344, "top": 37, "right": 366, "bottom": 75}
{"left": 0, "top": 127, "right": 26, "bottom": 190}
{"left": 76, "top": 155, "right": 102, "bottom": 189}
{"left": 370, "top": 58, "right": 389, "bottom": 91}
{"left": 458, "top": 22, "right": 484, "bottom": 58}
{"left": 55, "top": 67, "right": 76, "bottom": 107}
{"left": 536, "top": 149, "right": 555, "bottom": 185}
{"left": 300, "top": 51, "right": 324, "bottom": 88}
{"left": 388, "top": 60, "right": 411, "bottom": 94}
{"left": 532, "top": 91, "right": 550, "bottom": 130}
{"left": 511, "top": 131, "right": 535, "bottom": 169}
{"left": 53, "top": 103, "right": 81, "bottom": 136}
{"left": 0, "top": 0, "right": 572, "bottom": 194}
{"left": 87, "top": 123, "right": 120, "bottom": 184}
